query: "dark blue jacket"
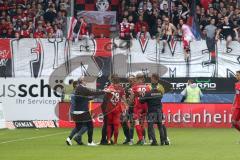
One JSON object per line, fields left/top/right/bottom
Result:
{"left": 140, "top": 83, "right": 164, "bottom": 112}
{"left": 70, "top": 84, "right": 104, "bottom": 113}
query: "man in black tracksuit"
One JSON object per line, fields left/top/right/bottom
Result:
{"left": 140, "top": 74, "right": 169, "bottom": 146}
{"left": 69, "top": 78, "right": 105, "bottom": 146}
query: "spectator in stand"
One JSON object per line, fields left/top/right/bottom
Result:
{"left": 47, "top": 28, "right": 55, "bottom": 38}
{"left": 117, "top": 0, "right": 240, "bottom": 41}
{"left": 136, "top": 7, "right": 144, "bottom": 21}
{"left": 153, "top": 18, "right": 163, "bottom": 39}
{"left": 20, "top": 23, "right": 30, "bottom": 38}
{"left": 136, "top": 25, "right": 151, "bottom": 39}
{"left": 128, "top": 15, "right": 136, "bottom": 38}
{"left": 128, "top": 4, "right": 138, "bottom": 23}
{"left": 55, "top": 24, "right": 64, "bottom": 38}
{"left": 171, "top": 2, "right": 181, "bottom": 27}
{"left": 0, "top": 27, "right": 8, "bottom": 38}
{"left": 142, "top": 7, "right": 149, "bottom": 22}
{"left": 119, "top": 17, "right": 131, "bottom": 40}
{"left": 205, "top": 18, "right": 217, "bottom": 63}
{"left": 0, "top": 18, "right": 6, "bottom": 33}
{"left": 14, "top": 32, "right": 20, "bottom": 39}
{"left": 212, "top": 0, "right": 221, "bottom": 10}
{"left": 179, "top": 19, "right": 195, "bottom": 61}
{"left": 14, "top": 19, "right": 22, "bottom": 32}
{"left": 73, "top": 17, "right": 90, "bottom": 50}
{"left": 34, "top": 25, "right": 45, "bottom": 38}
{"left": 28, "top": 21, "right": 35, "bottom": 33}
{"left": 216, "top": 16, "right": 238, "bottom": 53}
{"left": 121, "top": 9, "right": 129, "bottom": 21}
{"left": 138, "top": 0, "right": 152, "bottom": 11}
{"left": 177, "top": 3, "right": 189, "bottom": 20}
{"left": 207, "top": 7, "right": 217, "bottom": 20}
{"left": 7, "top": 24, "right": 15, "bottom": 38}
{"left": 0, "top": 0, "right": 68, "bottom": 38}
{"left": 145, "top": 9, "right": 158, "bottom": 37}
{"left": 216, "top": 16, "right": 224, "bottom": 28}
{"left": 36, "top": 3, "right": 45, "bottom": 19}
{"left": 0, "top": 10, "right": 7, "bottom": 19}
{"left": 46, "top": 22, "right": 53, "bottom": 34}
{"left": 199, "top": 12, "right": 208, "bottom": 31}
{"left": 56, "top": 11, "right": 67, "bottom": 35}
{"left": 156, "top": 26, "right": 163, "bottom": 42}
{"left": 130, "top": 23, "right": 136, "bottom": 39}
{"left": 161, "top": 17, "right": 177, "bottom": 53}
{"left": 151, "top": 0, "right": 159, "bottom": 9}
{"left": 159, "top": 3, "right": 169, "bottom": 17}
{"left": 135, "top": 15, "right": 148, "bottom": 35}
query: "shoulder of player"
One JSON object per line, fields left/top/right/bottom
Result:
{"left": 118, "top": 86, "right": 125, "bottom": 92}
{"left": 235, "top": 82, "right": 240, "bottom": 89}
{"left": 146, "top": 83, "right": 151, "bottom": 87}
{"left": 106, "top": 84, "right": 112, "bottom": 89}
{"left": 131, "top": 84, "right": 138, "bottom": 89}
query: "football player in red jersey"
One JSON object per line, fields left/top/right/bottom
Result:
{"left": 104, "top": 74, "right": 128, "bottom": 144}
{"left": 130, "top": 74, "right": 151, "bottom": 145}
{"left": 232, "top": 70, "right": 240, "bottom": 132}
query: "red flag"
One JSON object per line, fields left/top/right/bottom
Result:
{"left": 0, "top": 39, "right": 13, "bottom": 77}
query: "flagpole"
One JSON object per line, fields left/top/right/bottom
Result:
{"left": 215, "top": 42, "right": 218, "bottom": 77}
{"left": 168, "top": 0, "right": 172, "bottom": 18}
{"left": 112, "top": 38, "right": 115, "bottom": 75}
{"left": 70, "top": 0, "right": 74, "bottom": 17}
{"left": 156, "top": 40, "right": 159, "bottom": 75}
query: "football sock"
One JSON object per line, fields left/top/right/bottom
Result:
{"left": 135, "top": 125, "right": 143, "bottom": 141}
{"left": 113, "top": 124, "right": 119, "bottom": 144}
{"left": 107, "top": 125, "right": 112, "bottom": 142}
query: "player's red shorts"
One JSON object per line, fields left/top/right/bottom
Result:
{"left": 133, "top": 103, "right": 147, "bottom": 120}
{"left": 232, "top": 108, "right": 240, "bottom": 121}
{"left": 107, "top": 109, "right": 121, "bottom": 125}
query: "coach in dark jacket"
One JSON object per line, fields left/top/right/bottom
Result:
{"left": 70, "top": 78, "right": 105, "bottom": 146}
{"left": 140, "top": 74, "right": 169, "bottom": 146}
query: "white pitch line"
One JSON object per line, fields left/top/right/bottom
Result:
{"left": 0, "top": 131, "right": 69, "bottom": 144}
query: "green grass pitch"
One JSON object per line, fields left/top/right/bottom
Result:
{"left": 0, "top": 128, "right": 239, "bottom": 160}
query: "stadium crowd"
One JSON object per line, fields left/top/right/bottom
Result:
{"left": 119, "top": 0, "right": 240, "bottom": 41}
{"left": 0, "top": 0, "right": 70, "bottom": 38}
{"left": 0, "top": 0, "right": 240, "bottom": 45}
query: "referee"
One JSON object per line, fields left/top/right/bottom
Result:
{"left": 67, "top": 77, "right": 105, "bottom": 146}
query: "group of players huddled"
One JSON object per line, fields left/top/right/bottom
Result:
{"left": 66, "top": 73, "right": 170, "bottom": 146}
{"left": 65, "top": 70, "right": 240, "bottom": 146}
